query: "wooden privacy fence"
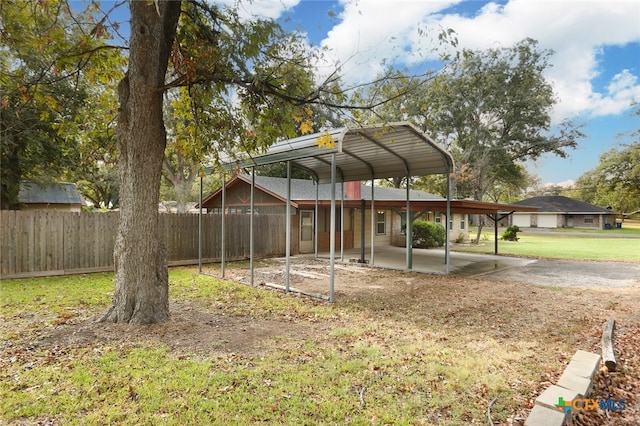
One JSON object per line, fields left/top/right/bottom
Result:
{"left": 0, "top": 211, "right": 287, "bottom": 279}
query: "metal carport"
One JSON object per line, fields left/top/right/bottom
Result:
{"left": 199, "top": 122, "right": 456, "bottom": 301}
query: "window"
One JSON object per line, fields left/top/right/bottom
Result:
{"left": 434, "top": 212, "right": 441, "bottom": 223}
{"left": 376, "top": 210, "right": 386, "bottom": 235}
{"left": 460, "top": 217, "right": 465, "bottom": 230}
{"left": 584, "top": 215, "right": 594, "bottom": 224}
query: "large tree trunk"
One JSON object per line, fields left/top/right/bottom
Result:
{"left": 100, "top": 1, "right": 181, "bottom": 324}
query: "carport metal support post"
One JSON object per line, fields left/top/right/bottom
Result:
{"left": 329, "top": 153, "right": 337, "bottom": 302}
{"left": 314, "top": 181, "right": 319, "bottom": 259}
{"left": 198, "top": 176, "right": 203, "bottom": 273}
{"left": 370, "top": 182, "right": 375, "bottom": 265}
{"left": 406, "top": 178, "right": 413, "bottom": 270}
{"left": 490, "top": 212, "right": 513, "bottom": 255}
{"left": 341, "top": 181, "right": 345, "bottom": 262}
{"left": 494, "top": 214, "right": 499, "bottom": 255}
{"left": 360, "top": 199, "right": 365, "bottom": 263}
{"left": 221, "top": 174, "right": 226, "bottom": 278}
{"left": 445, "top": 172, "right": 451, "bottom": 274}
{"left": 285, "top": 161, "right": 291, "bottom": 292}
{"left": 250, "top": 168, "right": 255, "bottom": 286}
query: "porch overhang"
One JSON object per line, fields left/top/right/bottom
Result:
{"left": 295, "top": 199, "right": 538, "bottom": 215}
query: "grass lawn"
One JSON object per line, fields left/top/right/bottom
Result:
{"left": 455, "top": 224, "right": 640, "bottom": 262}
{"left": 1, "top": 266, "right": 639, "bottom": 425}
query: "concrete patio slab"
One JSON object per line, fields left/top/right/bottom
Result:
{"left": 319, "top": 245, "right": 536, "bottom": 277}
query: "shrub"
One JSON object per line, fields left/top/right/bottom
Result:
{"left": 501, "top": 225, "right": 521, "bottom": 241}
{"left": 412, "top": 220, "right": 445, "bottom": 248}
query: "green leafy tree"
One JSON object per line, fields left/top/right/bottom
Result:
{"left": 574, "top": 143, "right": 640, "bottom": 217}
{"left": 161, "top": 86, "right": 206, "bottom": 212}
{"left": 484, "top": 164, "right": 538, "bottom": 203}
{"left": 0, "top": 0, "right": 124, "bottom": 210}
{"left": 358, "top": 39, "right": 583, "bottom": 241}
{"left": 414, "top": 39, "right": 582, "bottom": 202}
{"left": 1, "top": 1, "right": 83, "bottom": 208}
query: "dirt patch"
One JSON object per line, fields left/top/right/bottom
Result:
{"left": 28, "top": 301, "right": 326, "bottom": 358}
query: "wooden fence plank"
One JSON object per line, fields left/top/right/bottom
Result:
{"left": 0, "top": 211, "right": 16, "bottom": 274}
{"left": 0, "top": 211, "right": 287, "bottom": 278}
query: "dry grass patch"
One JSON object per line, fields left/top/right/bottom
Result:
{"left": 1, "top": 265, "right": 638, "bottom": 425}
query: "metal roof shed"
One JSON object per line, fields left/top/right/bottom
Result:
{"left": 200, "top": 122, "right": 455, "bottom": 302}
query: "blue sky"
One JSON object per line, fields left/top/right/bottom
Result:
{"left": 232, "top": 0, "right": 640, "bottom": 187}
{"left": 103, "top": 0, "right": 639, "bottom": 187}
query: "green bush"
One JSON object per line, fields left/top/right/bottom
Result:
{"left": 412, "top": 220, "right": 445, "bottom": 248}
{"left": 501, "top": 225, "right": 521, "bottom": 241}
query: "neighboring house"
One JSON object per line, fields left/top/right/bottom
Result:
{"left": 18, "top": 181, "right": 85, "bottom": 212}
{"left": 510, "top": 196, "right": 617, "bottom": 230}
{"left": 199, "top": 174, "right": 470, "bottom": 254}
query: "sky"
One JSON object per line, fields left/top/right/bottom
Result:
{"left": 227, "top": 0, "right": 640, "bottom": 187}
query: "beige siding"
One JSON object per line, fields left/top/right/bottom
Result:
{"left": 353, "top": 208, "right": 392, "bottom": 248}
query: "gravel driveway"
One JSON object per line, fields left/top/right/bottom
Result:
{"left": 478, "top": 258, "right": 640, "bottom": 289}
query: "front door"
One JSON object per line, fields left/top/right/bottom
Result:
{"left": 300, "top": 210, "right": 314, "bottom": 253}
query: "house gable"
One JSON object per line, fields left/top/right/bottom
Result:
{"left": 201, "top": 176, "right": 296, "bottom": 213}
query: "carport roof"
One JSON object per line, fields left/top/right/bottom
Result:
{"left": 216, "top": 122, "right": 454, "bottom": 183}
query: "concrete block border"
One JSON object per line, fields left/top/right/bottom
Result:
{"left": 524, "top": 350, "right": 601, "bottom": 426}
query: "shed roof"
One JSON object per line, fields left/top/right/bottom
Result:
{"left": 216, "top": 122, "right": 454, "bottom": 183}
{"left": 19, "top": 182, "right": 84, "bottom": 206}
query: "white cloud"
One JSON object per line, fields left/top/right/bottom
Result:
{"left": 217, "top": 0, "right": 300, "bottom": 20}
{"left": 316, "top": 0, "right": 640, "bottom": 122}
{"left": 317, "top": 0, "right": 459, "bottom": 85}
{"left": 543, "top": 180, "right": 575, "bottom": 188}
{"left": 216, "top": 0, "right": 640, "bottom": 123}
{"left": 588, "top": 70, "right": 640, "bottom": 116}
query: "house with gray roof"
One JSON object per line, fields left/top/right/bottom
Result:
{"left": 18, "top": 182, "right": 85, "bottom": 212}
{"left": 510, "top": 196, "right": 617, "bottom": 230}
{"left": 200, "top": 174, "right": 474, "bottom": 253}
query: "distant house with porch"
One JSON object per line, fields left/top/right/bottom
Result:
{"left": 199, "top": 174, "right": 469, "bottom": 254}
{"left": 18, "top": 182, "right": 85, "bottom": 212}
{"left": 510, "top": 196, "right": 617, "bottom": 230}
